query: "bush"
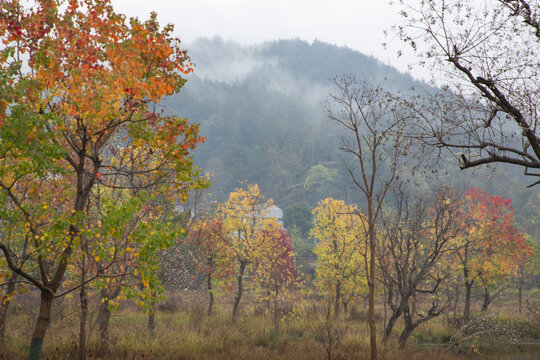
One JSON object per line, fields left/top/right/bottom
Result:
{"left": 459, "top": 313, "right": 522, "bottom": 344}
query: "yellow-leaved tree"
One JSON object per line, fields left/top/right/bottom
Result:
{"left": 311, "top": 198, "right": 369, "bottom": 318}
{"left": 219, "top": 184, "right": 280, "bottom": 321}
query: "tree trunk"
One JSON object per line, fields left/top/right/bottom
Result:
{"left": 410, "top": 292, "right": 417, "bottom": 323}
{"left": 207, "top": 273, "right": 214, "bottom": 316}
{"left": 273, "top": 299, "right": 280, "bottom": 334}
{"left": 481, "top": 287, "right": 491, "bottom": 312}
{"left": 382, "top": 287, "right": 387, "bottom": 337}
{"left": 148, "top": 298, "right": 156, "bottom": 335}
{"left": 97, "top": 286, "right": 120, "bottom": 355}
{"left": 398, "top": 323, "right": 417, "bottom": 349}
{"left": 517, "top": 277, "right": 524, "bottom": 313}
{"left": 453, "top": 284, "right": 460, "bottom": 319}
{"left": 27, "top": 145, "right": 89, "bottom": 360}
{"left": 463, "top": 280, "right": 473, "bottom": 322}
{"left": 232, "top": 261, "right": 246, "bottom": 322}
{"left": 383, "top": 309, "right": 401, "bottom": 342}
{"left": 0, "top": 272, "right": 17, "bottom": 342}
{"left": 273, "top": 282, "right": 280, "bottom": 334}
{"left": 265, "top": 290, "right": 271, "bottom": 312}
{"left": 398, "top": 306, "right": 419, "bottom": 349}
{"left": 383, "top": 290, "right": 406, "bottom": 343}
{"left": 29, "top": 291, "right": 54, "bottom": 360}
{"left": 368, "top": 205, "right": 377, "bottom": 360}
{"left": 334, "top": 282, "right": 341, "bottom": 319}
{"left": 78, "top": 278, "right": 88, "bottom": 360}
{"left": 98, "top": 300, "right": 111, "bottom": 355}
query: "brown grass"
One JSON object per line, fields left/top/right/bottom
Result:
{"left": 1, "top": 290, "right": 538, "bottom": 360}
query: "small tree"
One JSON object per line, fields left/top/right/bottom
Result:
{"left": 514, "top": 235, "right": 538, "bottom": 312}
{"left": 251, "top": 227, "right": 299, "bottom": 333}
{"left": 458, "top": 188, "right": 531, "bottom": 319}
{"left": 219, "top": 184, "right": 278, "bottom": 321}
{"left": 306, "top": 291, "right": 347, "bottom": 360}
{"left": 188, "top": 215, "right": 234, "bottom": 315}
{"left": 379, "top": 186, "right": 464, "bottom": 348}
{"left": 311, "top": 198, "right": 368, "bottom": 318}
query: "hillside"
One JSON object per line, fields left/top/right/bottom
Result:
{"left": 165, "top": 37, "right": 539, "bottom": 236}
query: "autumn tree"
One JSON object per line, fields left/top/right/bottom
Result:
{"left": 188, "top": 214, "right": 234, "bottom": 315}
{"left": 0, "top": 178, "right": 33, "bottom": 342}
{"left": 85, "top": 189, "right": 183, "bottom": 353}
{"left": 458, "top": 188, "right": 531, "bottom": 319}
{"left": 514, "top": 235, "right": 538, "bottom": 312}
{"left": 311, "top": 198, "right": 368, "bottom": 318}
{"left": 379, "top": 186, "right": 464, "bottom": 348}
{"left": 0, "top": 249, "right": 21, "bottom": 342}
{"left": 394, "top": 0, "right": 540, "bottom": 187}
{"left": 0, "top": 1, "right": 205, "bottom": 359}
{"left": 219, "top": 184, "right": 279, "bottom": 321}
{"left": 251, "top": 227, "right": 299, "bottom": 333}
{"left": 325, "top": 77, "right": 410, "bottom": 360}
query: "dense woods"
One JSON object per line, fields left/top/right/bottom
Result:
{"left": 0, "top": 1, "right": 539, "bottom": 360}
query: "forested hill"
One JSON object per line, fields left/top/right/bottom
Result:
{"left": 165, "top": 37, "right": 539, "bottom": 237}
{"left": 182, "top": 37, "right": 425, "bottom": 95}
{"left": 166, "top": 38, "right": 427, "bottom": 202}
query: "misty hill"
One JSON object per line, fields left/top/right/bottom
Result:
{"left": 183, "top": 37, "right": 426, "bottom": 100}
{"left": 165, "top": 37, "right": 539, "bottom": 237}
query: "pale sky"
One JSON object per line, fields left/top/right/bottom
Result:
{"left": 110, "top": 0, "right": 424, "bottom": 80}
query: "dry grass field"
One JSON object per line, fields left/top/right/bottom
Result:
{"left": 1, "top": 290, "right": 539, "bottom": 360}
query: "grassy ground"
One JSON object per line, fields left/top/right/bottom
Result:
{"left": 1, "top": 291, "right": 539, "bottom": 360}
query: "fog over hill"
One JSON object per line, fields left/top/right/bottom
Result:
{"left": 185, "top": 37, "right": 426, "bottom": 102}
{"left": 163, "top": 37, "right": 539, "bottom": 237}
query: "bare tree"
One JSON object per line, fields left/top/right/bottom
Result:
{"left": 378, "top": 186, "right": 464, "bottom": 348}
{"left": 306, "top": 292, "right": 347, "bottom": 360}
{"left": 394, "top": 0, "right": 540, "bottom": 187}
{"left": 325, "top": 77, "right": 410, "bottom": 360}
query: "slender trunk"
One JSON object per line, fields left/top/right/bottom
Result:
{"left": 29, "top": 291, "right": 54, "bottom": 360}
{"left": 517, "top": 278, "right": 524, "bottom": 313}
{"left": 382, "top": 286, "right": 387, "bottom": 336}
{"left": 343, "top": 301, "right": 348, "bottom": 316}
{"left": 462, "top": 246, "right": 473, "bottom": 322}
{"left": 410, "top": 292, "right": 417, "bottom": 323}
{"left": 453, "top": 284, "right": 460, "bottom": 319}
{"left": 98, "top": 299, "right": 111, "bottom": 355}
{"left": 78, "top": 270, "right": 88, "bottom": 360}
{"left": 326, "top": 342, "right": 332, "bottom": 360}
{"left": 0, "top": 272, "right": 17, "bottom": 342}
{"left": 368, "top": 203, "right": 377, "bottom": 360}
{"left": 272, "top": 280, "right": 280, "bottom": 334}
{"left": 207, "top": 273, "right": 214, "bottom": 316}
{"left": 148, "top": 298, "right": 156, "bottom": 335}
{"left": 266, "top": 290, "right": 271, "bottom": 312}
{"left": 334, "top": 282, "right": 341, "bottom": 319}
{"left": 232, "top": 261, "right": 246, "bottom": 322}
{"left": 463, "top": 280, "right": 473, "bottom": 322}
{"left": 98, "top": 286, "right": 120, "bottom": 355}
{"left": 518, "top": 285, "right": 523, "bottom": 313}
{"left": 481, "top": 287, "right": 490, "bottom": 312}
